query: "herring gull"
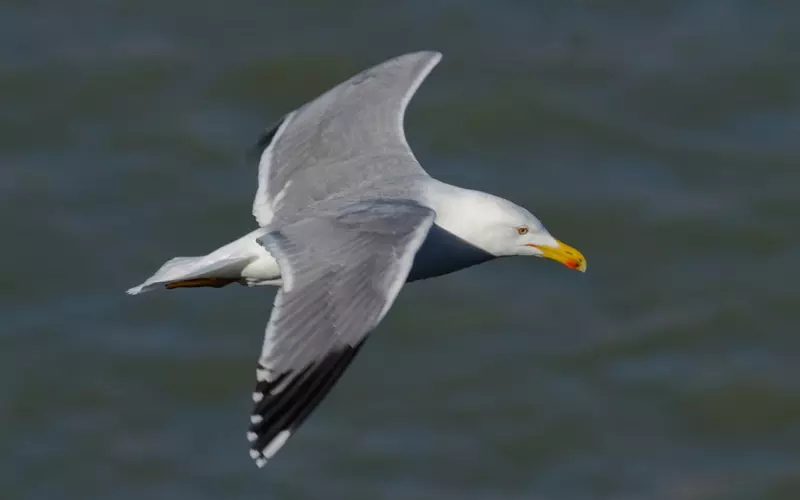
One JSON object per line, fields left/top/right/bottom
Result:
{"left": 127, "top": 51, "right": 586, "bottom": 468}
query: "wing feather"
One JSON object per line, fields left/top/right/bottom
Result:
{"left": 247, "top": 200, "right": 435, "bottom": 466}
{"left": 251, "top": 51, "right": 441, "bottom": 226}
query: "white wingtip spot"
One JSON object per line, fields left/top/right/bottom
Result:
{"left": 262, "top": 429, "right": 292, "bottom": 459}
{"left": 256, "top": 457, "right": 267, "bottom": 468}
{"left": 252, "top": 392, "right": 264, "bottom": 403}
{"left": 250, "top": 414, "right": 263, "bottom": 424}
{"left": 246, "top": 431, "right": 258, "bottom": 442}
{"left": 256, "top": 368, "right": 270, "bottom": 382}
{"left": 249, "top": 449, "right": 261, "bottom": 460}
{"left": 126, "top": 285, "right": 143, "bottom": 295}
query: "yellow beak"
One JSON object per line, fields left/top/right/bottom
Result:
{"left": 527, "top": 240, "right": 587, "bottom": 272}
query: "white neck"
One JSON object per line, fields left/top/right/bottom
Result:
{"left": 421, "top": 180, "right": 516, "bottom": 255}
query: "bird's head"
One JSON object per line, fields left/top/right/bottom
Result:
{"left": 505, "top": 220, "right": 586, "bottom": 272}
{"left": 432, "top": 185, "right": 587, "bottom": 272}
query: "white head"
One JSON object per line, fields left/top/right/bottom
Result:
{"left": 428, "top": 183, "right": 586, "bottom": 271}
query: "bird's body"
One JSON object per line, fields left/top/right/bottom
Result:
{"left": 127, "top": 178, "right": 537, "bottom": 293}
{"left": 128, "top": 51, "right": 586, "bottom": 468}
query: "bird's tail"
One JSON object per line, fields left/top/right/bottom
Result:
{"left": 126, "top": 255, "right": 248, "bottom": 295}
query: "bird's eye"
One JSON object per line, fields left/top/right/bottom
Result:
{"left": 516, "top": 226, "right": 529, "bottom": 235}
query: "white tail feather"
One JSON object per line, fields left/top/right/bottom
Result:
{"left": 126, "top": 255, "right": 249, "bottom": 295}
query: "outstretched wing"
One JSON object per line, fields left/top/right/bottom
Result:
{"left": 251, "top": 51, "right": 441, "bottom": 226}
{"left": 247, "top": 200, "right": 435, "bottom": 467}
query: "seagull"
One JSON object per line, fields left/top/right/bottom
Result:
{"left": 127, "top": 51, "right": 586, "bottom": 468}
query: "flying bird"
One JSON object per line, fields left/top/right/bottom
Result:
{"left": 127, "top": 51, "right": 586, "bottom": 468}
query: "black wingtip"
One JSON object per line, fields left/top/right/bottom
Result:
{"left": 246, "top": 344, "right": 364, "bottom": 467}
{"left": 247, "top": 115, "right": 287, "bottom": 167}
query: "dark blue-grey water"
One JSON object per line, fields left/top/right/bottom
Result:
{"left": 2, "top": 2, "right": 799, "bottom": 499}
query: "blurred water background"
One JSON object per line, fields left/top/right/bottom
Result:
{"left": 2, "top": 1, "right": 799, "bottom": 499}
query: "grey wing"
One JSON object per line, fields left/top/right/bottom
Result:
{"left": 251, "top": 51, "right": 442, "bottom": 226}
{"left": 246, "top": 200, "right": 436, "bottom": 467}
